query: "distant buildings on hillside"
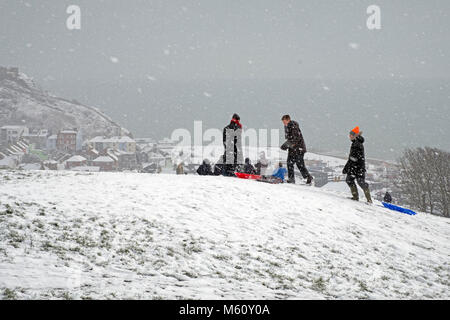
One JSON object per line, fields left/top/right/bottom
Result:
{"left": 1, "top": 125, "right": 28, "bottom": 144}
{"left": 0, "top": 124, "right": 180, "bottom": 174}
{"left": 0, "top": 124, "right": 141, "bottom": 172}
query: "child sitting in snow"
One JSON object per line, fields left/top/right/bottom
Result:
{"left": 260, "top": 162, "right": 287, "bottom": 184}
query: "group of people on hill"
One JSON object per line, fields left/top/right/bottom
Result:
{"left": 197, "top": 113, "right": 374, "bottom": 203}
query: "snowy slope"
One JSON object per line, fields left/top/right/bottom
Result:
{"left": 0, "top": 170, "right": 449, "bottom": 300}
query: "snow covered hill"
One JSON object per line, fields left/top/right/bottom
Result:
{"left": 0, "top": 170, "right": 448, "bottom": 300}
{"left": 0, "top": 67, "right": 128, "bottom": 137}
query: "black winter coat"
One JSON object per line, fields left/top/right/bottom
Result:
{"left": 384, "top": 192, "right": 392, "bottom": 203}
{"left": 284, "top": 120, "right": 307, "bottom": 152}
{"left": 197, "top": 162, "right": 213, "bottom": 175}
{"left": 243, "top": 163, "right": 256, "bottom": 175}
{"left": 223, "top": 121, "right": 243, "bottom": 164}
{"left": 343, "top": 136, "right": 366, "bottom": 176}
{"left": 213, "top": 164, "right": 223, "bottom": 176}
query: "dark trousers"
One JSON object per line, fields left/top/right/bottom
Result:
{"left": 223, "top": 164, "right": 236, "bottom": 176}
{"left": 287, "top": 149, "right": 310, "bottom": 181}
{"left": 223, "top": 144, "right": 239, "bottom": 176}
{"left": 345, "top": 173, "right": 369, "bottom": 190}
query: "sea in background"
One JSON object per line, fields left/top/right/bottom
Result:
{"left": 48, "top": 78, "right": 450, "bottom": 161}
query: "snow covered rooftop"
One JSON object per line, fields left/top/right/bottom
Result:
{"left": 89, "top": 136, "right": 135, "bottom": 143}
{"left": 24, "top": 130, "right": 48, "bottom": 137}
{"left": 0, "top": 156, "right": 15, "bottom": 167}
{"left": 93, "top": 156, "right": 114, "bottom": 163}
{"left": 147, "top": 151, "right": 165, "bottom": 158}
{"left": 20, "top": 163, "right": 41, "bottom": 170}
{"left": 71, "top": 166, "right": 100, "bottom": 172}
{"left": 7, "top": 146, "right": 23, "bottom": 155}
{"left": 0, "top": 125, "right": 27, "bottom": 130}
{"left": 16, "top": 141, "right": 28, "bottom": 149}
{"left": 44, "top": 160, "right": 58, "bottom": 164}
{"left": 158, "top": 137, "right": 176, "bottom": 144}
{"left": 59, "top": 130, "right": 77, "bottom": 134}
{"left": 66, "top": 155, "right": 87, "bottom": 162}
{"left": 106, "top": 151, "right": 119, "bottom": 162}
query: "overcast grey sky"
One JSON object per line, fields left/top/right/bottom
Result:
{"left": 1, "top": 0, "right": 449, "bottom": 82}
{"left": 1, "top": 1, "right": 449, "bottom": 159}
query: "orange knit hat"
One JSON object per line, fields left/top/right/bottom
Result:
{"left": 350, "top": 126, "right": 360, "bottom": 135}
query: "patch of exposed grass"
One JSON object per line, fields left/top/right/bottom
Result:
{"left": 358, "top": 280, "right": 372, "bottom": 293}
{"left": 213, "top": 254, "right": 232, "bottom": 261}
{"left": 74, "top": 235, "right": 97, "bottom": 248}
{"left": 2, "top": 288, "right": 17, "bottom": 300}
{"left": 0, "top": 204, "right": 14, "bottom": 216}
{"left": 182, "top": 270, "right": 198, "bottom": 278}
{"left": 8, "top": 230, "right": 25, "bottom": 248}
{"left": 311, "top": 277, "right": 327, "bottom": 292}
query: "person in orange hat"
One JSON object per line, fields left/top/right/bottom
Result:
{"left": 342, "top": 126, "right": 372, "bottom": 203}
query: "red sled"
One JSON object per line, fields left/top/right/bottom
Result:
{"left": 235, "top": 172, "right": 262, "bottom": 180}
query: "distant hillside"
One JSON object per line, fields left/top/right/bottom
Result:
{"left": 0, "top": 67, "right": 129, "bottom": 138}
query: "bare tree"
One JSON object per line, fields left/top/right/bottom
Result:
{"left": 396, "top": 147, "right": 449, "bottom": 217}
{"left": 430, "top": 149, "right": 450, "bottom": 217}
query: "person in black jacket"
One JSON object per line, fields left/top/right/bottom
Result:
{"left": 281, "top": 115, "right": 313, "bottom": 184}
{"left": 213, "top": 155, "right": 224, "bottom": 176}
{"left": 223, "top": 113, "right": 243, "bottom": 176}
{"left": 243, "top": 158, "right": 256, "bottom": 174}
{"left": 343, "top": 126, "right": 372, "bottom": 203}
{"left": 197, "top": 159, "right": 213, "bottom": 176}
{"left": 384, "top": 191, "right": 392, "bottom": 203}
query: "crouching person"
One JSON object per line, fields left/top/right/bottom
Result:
{"left": 176, "top": 162, "right": 184, "bottom": 175}
{"left": 243, "top": 157, "right": 256, "bottom": 174}
{"left": 384, "top": 191, "right": 392, "bottom": 203}
{"left": 343, "top": 126, "right": 372, "bottom": 203}
{"left": 197, "top": 159, "right": 213, "bottom": 176}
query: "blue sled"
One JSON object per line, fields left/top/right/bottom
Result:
{"left": 381, "top": 202, "right": 417, "bottom": 216}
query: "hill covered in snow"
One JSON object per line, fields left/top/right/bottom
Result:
{"left": 0, "top": 67, "right": 128, "bottom": 137}
{"left": 0, "top": 170, "right": 448, "bottom": 299}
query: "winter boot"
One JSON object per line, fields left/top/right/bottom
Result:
{"left": 363, "top": 188, "right": 373, "bottom": 204}
{"left": 286, "top": 179, "right": 296, "bottom": 184}
{"left": 349, "top": 185, "right": 359, "bottom": 201}
{"left": 306, "top": 175, "right": 314, "bottom": 185}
